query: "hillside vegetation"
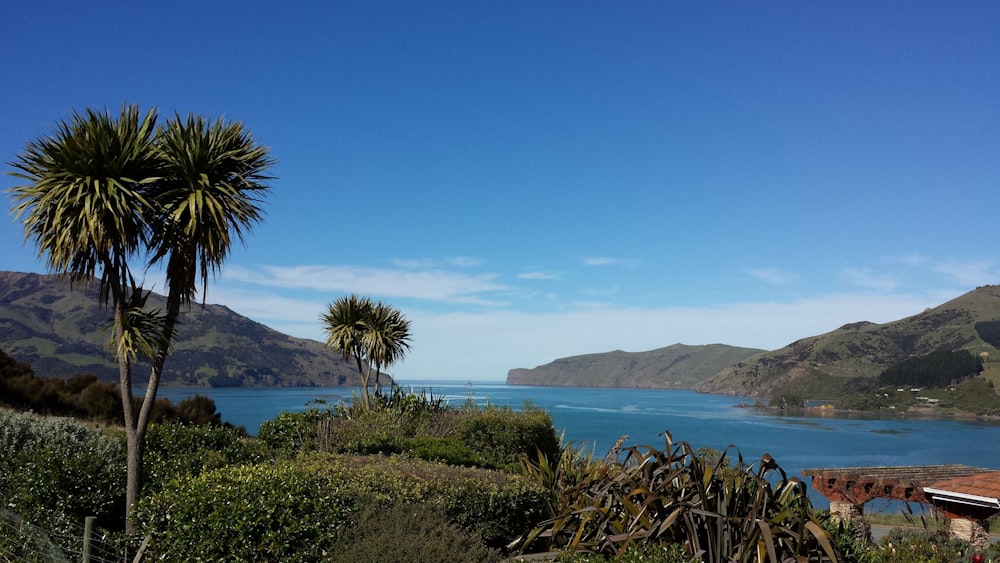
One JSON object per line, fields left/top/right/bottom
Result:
{"left": 507, "top": 343, "right": 764, "bottom": 388}
{"left": 695, "top": 285, "right": 1000, "bottom": 399}
{"left": 0, "top": 271, "right": 359, "bottom": 387}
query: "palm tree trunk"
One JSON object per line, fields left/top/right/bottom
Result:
{"left": 355, "top": 355, "right": 371, "bottom": 410}
{"left": 110, "top": 273, "right": 142, "bottom": 536}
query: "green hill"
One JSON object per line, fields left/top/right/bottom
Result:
{"left": 0, "top": 271, "right": 361, "bottom": 387}
{"left": 695, "top": 285, "right": 1000, "bottom": 399}
{"left": 506, "top": 343, "right": 764, "bottom": 388}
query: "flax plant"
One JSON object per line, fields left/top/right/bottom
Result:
{"left": 513, "top": 432, "right": 839, "bottom": 562}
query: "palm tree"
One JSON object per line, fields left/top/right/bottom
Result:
{"left": 7, "top": 106, "right": 274, "bottom": 534}
{"left": 135, "top": 113, "right": 273, "bottom": 522}
{"left": 144, "top": 112, "right": 272, "bottom": 420}
{"left": 364, "top": 301, "right": 412, "bottom": 398}
{"left": 322, "top": 294, "right": 376, "bottom": 409}
{"left": 321, "top": 295, "right": 411, "bottom": 408}
{"left": 8, "top": 105, "right": 162, "bottom": 532}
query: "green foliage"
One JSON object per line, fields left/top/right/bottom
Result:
{"left": 975, "top": 320, "right": 1000, "bottom": 349}
{"left": 513, "top": 433, "right": 837, "bottom": 562}
{"left": 0, "top": 348, "right": 231, "bottom": 426}
{"left": 460, "top": 406, "right": 561, "bottom": 469}
{"left": 142, "top": 422, "right": 267, "bottom": 495}
{"left": 945, "top": 377, "right": 1000, "bottom": 415}
{"left": 0, "top": 510, "right": 72, "bottom": 563}
{"left": 546, "top": 542, "right": 695, "bottom": 562}
{"left": 258, "top": 392, "right": 561, "bottom": 472}
{"left": 321, "top": 294, "right": 412, "bottom": 409}
{"left": 878, "top": 350, "right": 982, "bottom": 388}
{"left": 404, "top": 435, "right": 484, "bottom": 466}
{"left": 331, "top": 501, "right": 502, "bottom": 563}
{"left": 135, "top": 462, "right": 360, "bottom": 561}
{"left": 257, "top": 406, "right": 334, "bottom": 454}
{"left": 871, "top": 528, "right": 978, "bottom": 562}
{"left": 136, "top": 454, "right": 548, "bottom": 558}
{"left": 0, "top": 411, "right": 125, "bottom": 555}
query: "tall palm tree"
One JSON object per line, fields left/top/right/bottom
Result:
{"left": 144, "top": 112, "right": 272, "bottom": 419}
{"left": 7, "top": 105, "right": 162, "bottom": 532}
{"left": 135, "top": 113, "right": 273, "bottom": 519}
{"left": 7, "top": 106, "right": 274, "bottom": 534}
{"left": 321, "top": 295, "right": 411, "bottom": 408}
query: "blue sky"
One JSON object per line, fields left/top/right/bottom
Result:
{"left": 2, "top": 2, "right": 999, "bottom": 381}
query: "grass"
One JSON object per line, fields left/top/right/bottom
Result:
{"left": 864, "top": 509, "right": 1000, "bottom": 533}
{"left": 981, "top": 361, "right": 1000, "bottom": 393}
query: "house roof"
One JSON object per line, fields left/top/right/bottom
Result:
{"left": 924, "top": 471, "right": 1000, "bottom": 510}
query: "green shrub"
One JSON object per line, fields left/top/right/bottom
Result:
{"left": 0, "top": 509, "right": 73, "bottom": 563}
{"left": 0, "top": 411, "right": 125, "bottom": 555}
{"left": 142, "top": 422, "right": 268, "bottom": 495}
{"left": 313, "top": 454, "right": 548, "bottom": 549}
{"left": 135, "top": 462, "right": 361, "bottom": 561}
{"left": 258, "top": 398, "right": 561, "bottom": 473}
{"left": 459, "top": 406, "right": 561, "bottom": 469}
{"left": 872, "top": 528, "right": 971, "bottom": 562}
{"left": 330, "top": 501, "right": 501, "bottom": 563}
{"left": 405, "top": 435, "right": 484, "bottom": 467}
{"left": 257, "top": 407, "right": 332, "bottom": 454}
{"left": 136, "top": 454, "right": 548, "bottom": 558}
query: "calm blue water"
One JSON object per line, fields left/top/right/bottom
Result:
{"left": 159, "top": 380, "right": 1000, "bottom": 510}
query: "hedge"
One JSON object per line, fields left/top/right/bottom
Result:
{"left": 135, "top": 453, "right": 548, "bottom": 560}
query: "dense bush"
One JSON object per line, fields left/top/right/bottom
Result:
{"left": 878, "top": 350, "right": 982, "bottom": 388}
{"left": 946, "top": 377, "right": 1000, "bottom": 416}
{"left": 135, "top": 462, "right": 360, "bottom": 561}
{"left": 258, "top": 394, "right": 561, "bottom": 471}
{"left": 0, "top": 348, "right": 230, "bottom": 428}
{"left": 976, "top": 320, "right": 1000, "bottom": 349}
{"left": 330, "top": 501, "right": 502, "bottom": 563}
{"left": 0, "top": 510, "right": 71, "bottom": 563}
{"left": 868, "top": 527, "right": 994, "bottom": 562}
{"left": 404, "top": 435, "right": 484, "bottom": 467}
{"left": 257, "top": 407, "right": 332, "bottom": 454}
{"left": 135, "top": 453, "right": 548, "bottom": 559}
{"left": 0, "top": 411, "right": 126, "bottom": 554}
{"left": 459, "top": 405, "right": 561, "bottom": 469}
{"left": 142, "top": 422, "right": 269, "bottom": 496}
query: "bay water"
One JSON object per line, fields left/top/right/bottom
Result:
{"left": 159, "top": 380, "right": 1000, "bottom": 511}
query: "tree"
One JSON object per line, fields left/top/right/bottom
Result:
{"left": 7, "top": 105, "right": 273, "bottom": 533}
{"left": 365, "top": 300, "right": 413, "bottom": 398}
{"left": 321, "top": 295, "right": 412, "bottom": 409}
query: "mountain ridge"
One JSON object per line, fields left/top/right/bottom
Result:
{"left": 0, "top": 270, "right": 360, "bottom": 387}
{"left": 507, "top": 285, "right": 1000, "bottom": 398}
{"left": 694, "top": 284, "right": 1000, "bottom": 398}
{"left": 506, "top": 343, "right": 765, "bottom": 388}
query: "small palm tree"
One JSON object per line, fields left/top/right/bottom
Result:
{"left": 321, "top": 295, "right": 412, "bottom": 409}
{"left": 365, "top": 301, "right": 412, "bottom": 398}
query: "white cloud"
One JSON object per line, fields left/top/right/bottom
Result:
{"left": 839, "top": 268, "right": 900, "bottom": 291}
{"left": 581, "top": 256, "right": 641, "bottom": 268}
{"left": 391, "top": 257, "right": 484, "bottom": 269}
{"left": 517, "top": 271, "right": 559, "bottom": 280}
{"left": 746, "top": 267, "right": 797, "bottom": 285}
{"left": 223, "top": 264, "right": 512, "bottom": 305}
{"left": 926, "top": 259, "right": 997, "bottom": 288}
